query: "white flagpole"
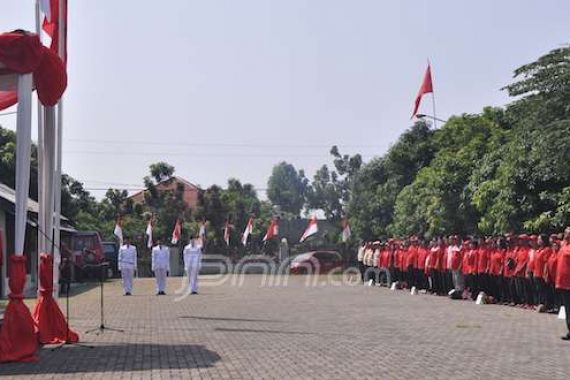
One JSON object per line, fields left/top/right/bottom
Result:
{"left": 53, "top": 0, "right": 66, "bottom": 297}
{"left": 35, "top": 0, "right": 45, "bottom": 292}
{"left": 15, "top": 74, "right": 34, "bottom": 256}
{"left": 429, "top": 60, "right": 437, "bottom": 129}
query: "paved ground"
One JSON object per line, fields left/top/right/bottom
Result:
{"left": 1, "top": 274, "right": 569, "bottom": 379}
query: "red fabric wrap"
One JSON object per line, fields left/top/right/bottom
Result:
{"left": 0, "top": 255, "right": 38, "bottom": 363}
{"left": 0, "top": 31, "right": 67, "bottom": 110}
{"left": 32, "top": 253, "right": 79, "bottom": 344}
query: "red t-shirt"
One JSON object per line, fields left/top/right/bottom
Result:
{"left": 555, "top": 243, "right": 570, "bottom": 290}
{"left": 489, "top": 249, "right": 504, "bottom": 276}
{"left": 476, "top": 247, "right": 490, "bottom": 274}
{"left": 463, "top": 249, "right": 477, "bottom": 275}
{"left": 417, "top": 247, "right": 429, "bottom": 271}
{"left": 546, "top": 250, "right": 559, "bottom": 284}
{"left": 405, "top": 246, "right": 418, "bottom": 269}
{"left": 503, "top": 247, "right": 517, "bottom": 278}
{"left": 533, "top": 247, "right": 552, "bottom": 279}
{"left": 514, "top": 246, "right": 529, "bottom": 277}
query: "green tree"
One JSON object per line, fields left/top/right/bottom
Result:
{"left": 305, "top": 147, "right": 362, "bottom": 220}
{"left": 149, "top": 161, "right": 175, "bottom": 183}
{"left": 267, "top": 162, "right": 308, "bottom": 215}
{"left": 348, "top": 121, "right": 435, "bottom": 239}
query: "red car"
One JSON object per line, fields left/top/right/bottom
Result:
{"left": 69, "top": 231, "right": 106, "bottom": 280}
{"left": 289, "top": 251, "right": 343, "bottom": 274}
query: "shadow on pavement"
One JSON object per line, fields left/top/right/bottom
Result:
{"left": 179, "top": 315, "right": 283, "bottom": 323}
{"left": 0, "top": 343, "right": 221, "bottom": 375}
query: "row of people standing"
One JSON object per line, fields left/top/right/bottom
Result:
{"left": 117, "top": 235, "right": 203, "bottom": 296}
{"left": 357, "top": 227, "right": 570, "bottom": 341}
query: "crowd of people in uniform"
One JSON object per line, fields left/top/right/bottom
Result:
{"left": 357, "top": 227, "right": 570, "bottom": 341}
{"left": 117, "top": 235, "right": 203, "bottom": 296}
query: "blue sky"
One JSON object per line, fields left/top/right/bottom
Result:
{"left": 1, "top": 0, "right": 568, "bottom": 198}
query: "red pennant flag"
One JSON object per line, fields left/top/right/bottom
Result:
{"left": 171, "top": 219, "right": 182, "bottom": 245}
{"left": 263, "top": 218, "right": 279, "bottom": 242}
{"left": 241, "top": 217, "right": 254, "bottom": 246}
{"left": 411, "top": 63, "right": 433, "bottom": 119}
{"left": 300, "top": 216, "right": 319, "bottom": 242}
{"left": 223, "top": 220, "right": 232, "bottom": 245}
{"left": 42, "top": 0, "right": 67, "bottom": 63}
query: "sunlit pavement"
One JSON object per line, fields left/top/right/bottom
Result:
{"left": 1, "top": 275, "right": 569, "bottom": 379}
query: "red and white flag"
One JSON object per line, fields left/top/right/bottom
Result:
{"left": 300, "top": 216, "right": 318, "bottom": 243}
{"left": 241, "top": 217, "right": 254, "bottom": 246}
{"left": 263, "top": 218, "right": 279, "bottom": 242}
{"left": 171, "top": 219, "right": 182, "bottom": 245}
{"left": 42, "top": 0, "right": 67, "bottom": 61}
{"left": 113, "top": 216, "right": 123, "bottom": 245}
{"left": 341, "top": 217, "right": 351, "bottom": 243}
{"left": 411, "top": 63, "right": 433, "bottom": 119}
{"left": 223, "top": 221, "right": 231, "bottom": 245}
{"left": 145, "top": 220, "right": 153, "bottom": 248}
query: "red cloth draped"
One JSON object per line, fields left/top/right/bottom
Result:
{"left": 0, "top": 256, "right": 38, "bottom": 362}
{"left": 32, "top": 253, "right": 79, "bottom": 344}
{"left": 0, "top": 31, "right": 67, "bottom": 110}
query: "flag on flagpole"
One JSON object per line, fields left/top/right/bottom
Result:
{"left": 411, "top": 63, "right": 433, "bottom": 119}
{"left": 42, "top": 0, "right": 67, "bottom": 62}
{"left": 171, "top": 219, "right": 182, "bottom": 245}
{"left": 241, "top": 217, "right": 254, "bottom": 246}
{"left": 341, "top": 216, "right": 351, "bottom": 243}
{"left": 223, "top": 221, "right": 231, "bottom": 245}
{"left": 263, "top": 218, "right": 279, "bottom": 242}
{"left": 300, "top": 215, "right": 319, "bottom": 243}
{"left": 39, "top": 0, "right": 52, "bottom": 22}
{"left": 113, "top": 216, "right": 123, "bottom": 245}
{"left": 145, "top": 220, "right": 153, "bottom": 248}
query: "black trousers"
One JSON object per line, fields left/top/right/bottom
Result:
{"left": 489, "top": 275, "right": 503, "bottom": 302}
{"left": 560, "top": 289, "right": 570, "bottom": 334}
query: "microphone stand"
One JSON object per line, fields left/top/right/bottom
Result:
{"left": 85, "top": 263, "right": 124, "bottom": 335}
{"left": 52, "top": 266, "right": 94, "bottom": 350}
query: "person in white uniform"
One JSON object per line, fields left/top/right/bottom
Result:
{"left": 183, "top": 237, "right": 203, "bottom": 295}
{"left": 151, "top": 237, "right": 170, "bottom": 295}
{"left": 118, "top": 236, "right": 137, "bottom": 296}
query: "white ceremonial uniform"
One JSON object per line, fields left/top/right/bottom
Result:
{"left": 183, "top": 240, "right": 203, "bottom": 293}
{"left": 118, "top": 244, "right": 137, "bottom": 294}
{"left": 152, "top": 245, "right": 170, "bottom": 293}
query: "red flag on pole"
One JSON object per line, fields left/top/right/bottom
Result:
{"left": 300, "top": 216, "right": 319, "bottom": 243}
{"left": 411, "top": 63, "right": 433, "bottom": 119}
{"left": 241, "top": 217, "right": 254, "bottom": 246}
{"left": 263, "top": 218, "right": 279, "bottom": 242}
{"left": 42, "top": 0, "right": 67, "bottom": 63}
{"left": 223, "top": 220, "right": 232, "bottom": 245}
{"left": 171, "top": 219, "right": 182, "bottom": 245}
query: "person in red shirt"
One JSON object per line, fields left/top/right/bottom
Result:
{"left": 546, "top": 236, "right": 562, "bottom": 313}
{"left": 463, "top": 239, "right": 479, "bottom": 300}
{"left": 554, "top": 228, "right": 570, "bottom": 340}
{"left": 476, "top": 237, "right": 491, "bottom": 296}
{"left": 504, "top": 235, "right": 519, "bottom": 305}
{"left": 488, "top": 238, "right": 506, "bottom": 303}
{"left": 405, "top": 238, "right": 419, "bottom": 289}
{"left": 416, "top": 239, "right": 429, "bottom": 290}
{"left": 514, "top": 235, "right": 531, "bottom": 307}
{"left": 532, "top": 234, "right": 553, "bottom": 312}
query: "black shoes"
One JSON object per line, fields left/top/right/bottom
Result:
{"left": 124, "top": 292, "right": 131, "bottom": 296}
{"left": 156, "top": 291, "right": 166, "bottom": 296}
{"left": 562, "top": 334, "right": 570, "bottom": 341}
{"left": 191, "top": 291, "right": 198, "bottom": 295}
